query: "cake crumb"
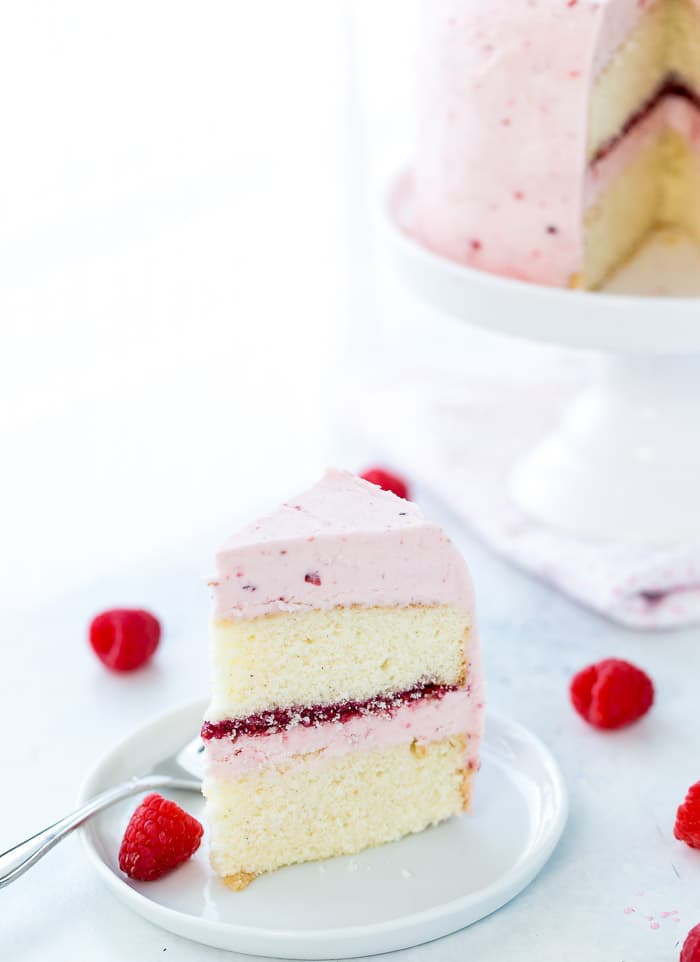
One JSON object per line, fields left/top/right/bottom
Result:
{"left": 224, "top": 870, "right": 257, "bottom": 891}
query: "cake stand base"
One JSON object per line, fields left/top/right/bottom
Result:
{"left": 510, "top": 355, "right": 700, "bottom": 544}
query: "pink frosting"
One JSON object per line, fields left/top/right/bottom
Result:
{"left": 204, "top": 687, "right": 484, "bottom": 778}
{"left": 412, "top": 0, "right": 700, "bottom": 287}
{"left": 586, "top": 95, "right": 700, "bottom": 206}
{"left": 210, "top": 470, "right": 475, "bottom": 620}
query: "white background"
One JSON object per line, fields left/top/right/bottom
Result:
{"left": 0, "top": 0, "right": 513, "bottom": 617}
{"left": 0, "top": 1, "right": 362, "bottom": 614}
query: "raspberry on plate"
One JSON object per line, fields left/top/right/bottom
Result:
{"left": 682, "top": 924, "right": 700, "bottom": 962}
{"left": 89, "top": 608, "right": 161, "bottom": 672}
{"left": 360, "top": 467, "right": 410, "bottom": 501}
{"left": 119, "top": 793, "right": 203, "bottom": 881}
{"left": 569, "top": 658, "right": 654, "bottom": 730}
{"left": 675, "top": 782, "right": 700, "bottom": 850}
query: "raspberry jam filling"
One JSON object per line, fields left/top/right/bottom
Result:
{"left": 201, "top": 682, "right": 458, "bottom": 742}
{"left": 592, "top": 78, "right": 700, "bottom": 166}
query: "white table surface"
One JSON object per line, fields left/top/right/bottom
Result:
{"left": 3, "top": 487, "right": 699, "bottom": 962}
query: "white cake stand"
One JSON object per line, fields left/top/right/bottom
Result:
{"left": 383, "top": 172, "right": 700, "bottom": 545}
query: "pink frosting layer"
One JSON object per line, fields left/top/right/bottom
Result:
{"left": 413, "top": 0, "right": 700, "bottom": 287}
{"left": 586, "top": 94, "right": 700, "bottom": 206}
{"left": 210, "top": 470, "right": 474, "bottom": 620}
{"left": 204, "top": 687, "right": 484, "bottom": 778}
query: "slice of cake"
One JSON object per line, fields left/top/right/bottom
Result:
{"left": 201, "top": 469, "right": 484, "bottom": 889}
{"left": 413, "top": 0, "right": 700, "bottom": 289}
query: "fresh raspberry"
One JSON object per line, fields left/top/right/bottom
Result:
{"left": 682, "top": 925, "right": 700, "bottom": 962}
{"left": 569, "top": 658, "right": 654, "bottom": 730}
{"left": 89, "top": 608, "right": 161, "bottom": 672}
{"left": 360, "top": 467, "right": 410, "bottom": 500}
{"left": 119, "top": 793, "right": 203, "bottom": 881}
{"left": 675, "top": 782, "right": 700, "bottom": 849}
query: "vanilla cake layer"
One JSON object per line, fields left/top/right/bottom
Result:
{"left": 590, "top": 0, "right": 700, "bottom": 160}
{"left": 668, "top": 0, "right": 700, "bottom": 94}
{"left": 204, "top": 734, "right": 471, "bottom": 886}
{"left": 207, "top": 603, "right": 471, "bottom": 722}
{"left": 663, "top": 130, "right": 700, "bottom": 242}
{"left": 584, "top": 139, "right": 663, "bottom": 288}
{"left": 589, "top": 0, "right": 667, "bottom": 159}
{"left": 584, "top": 96, "right": 700, "bottom": 286}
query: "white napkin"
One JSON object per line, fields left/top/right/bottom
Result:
{"left": 348, "top": 356, "right": 700, "bottom": 630}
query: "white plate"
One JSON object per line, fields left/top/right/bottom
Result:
{"left": 80, "top": 699, "right": 567, "bottom": 960}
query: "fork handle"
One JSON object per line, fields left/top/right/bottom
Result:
{"left": 0, "top": 773, "right": 178, "bottom": 888}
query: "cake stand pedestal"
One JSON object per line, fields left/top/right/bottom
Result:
{"left": 383, "top": 173, "right": 700, "bottom": 545}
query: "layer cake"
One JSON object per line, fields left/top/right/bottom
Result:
{"left": 414, "top": 0, "right": 700, "bottom": 288}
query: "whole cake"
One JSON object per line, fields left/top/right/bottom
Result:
{"left": 201, "top": 469, "right": 484, "bottom": 888}
{"left": 414, "top": 0, "right": 700, "bottom": 289}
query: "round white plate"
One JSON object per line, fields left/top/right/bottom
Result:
{"left": 80, "top": 699, "right": 567, "bottom": 960}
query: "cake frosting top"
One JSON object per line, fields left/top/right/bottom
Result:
{"left": 211, "top": 469, "right": 474, "bottom": 619}
{"left": 220, "top": 468, "right": 424, "bottom": 545}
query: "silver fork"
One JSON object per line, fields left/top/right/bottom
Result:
{"left": 0, "top": 736, "right": 203, "bottom": 888}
